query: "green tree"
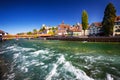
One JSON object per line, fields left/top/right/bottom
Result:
{"left": 33, "top": 29, "right": 37, "bottom": 34}
{"left": 82, "top": 10, "right": 88, "bottom": 36}
{"left": 55, "top": 27, "right": 58, "bottom": 31}
{"left": 42, "top": 26, "right": 46, "bottom": 31}
{"left": 52, "top": 27, "right": 55, "bottom": 31}
{"left": 17, "top": 33, "right": 24, "bottom": 35}
{"left": 39, "top": 27, "right": 46, "bottom": 33}
{"left": 39, "top": 29, "right": 42, "bottom": 33}
{"left": 52, "top": 27, "right": 56, "bottom": 34}
{"left": 27, "top": 31, "right": 32, "bottom": 35}
{"left": 102, "top": 3, "right": 116, "bottom": 36}
{"left": 54, "top": 27, "right": 58, "bottom": 35}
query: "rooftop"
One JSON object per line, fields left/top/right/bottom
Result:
{"left": 90, "top": 22, "right": 102, "bottom": 27}
{"left": 0, "top": 30, "right": 5, "bottom": 34}
{"left": 115, "top": 16, "right": 120, "bottom": 22}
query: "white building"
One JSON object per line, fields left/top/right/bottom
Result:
{"left": 113, "top": 16, "right": 120, "bottom": 36}
{"left": 89, "top": 22, "right": 102, "bottom": 36}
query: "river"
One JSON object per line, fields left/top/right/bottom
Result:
{"left": 0, "top": 39, "right": 120, "bottom": 80}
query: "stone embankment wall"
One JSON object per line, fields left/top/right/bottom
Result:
{"left": 47, "top": 37, "right": 120, "bottom": 42}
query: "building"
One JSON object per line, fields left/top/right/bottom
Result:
{"left": 57, "top": 22, "right": 90, "bottom": 36}
{"left": 57, "top": 22, "right": 70, "bottom": 36}
{"left": 69, "top": 23, "right": 83, "bottom": 36}
{"left": 89, "top": 16, "right": 120, "bottom": 36}
{"left": 0, "top": 30, "right": 5, "bottom": 35}
{"left": 89, "top": 22, "right": 102, "bottom": 36}
{"left": 0, "top": 30, "right": 5, "bottom": 41}
{"left": 113, "top": 16, "right": 120, "bottom": 36}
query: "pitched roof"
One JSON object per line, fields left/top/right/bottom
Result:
{"left": 58, "top": 22, "right": 70, "bottom": 29}
{"left": 57, "top": 30, "right": 67, "bottom": 33}
{"left": 70, "top": 24, "right": 82, "bottom": 32}
{"left": 91, "top": 22, "right": 102, "bottom": 27}
{"left": 0, "top": 30, "right": 5, "bottom": 34}
{"left": 115, "top": 16, "right": 120, "bottom": 22}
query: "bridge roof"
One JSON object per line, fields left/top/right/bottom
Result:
{"left": 0, "top": 30, "right": 5, "bottom": 34}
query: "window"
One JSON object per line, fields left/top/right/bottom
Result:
{"left": 115, "top": 29, "right": 120, "bottom": 32}
{"left": 118, "top": 22, "right": 120, "bottom": 25}
{"left": 114, "top": 22, "right": 117, "bottom": 25}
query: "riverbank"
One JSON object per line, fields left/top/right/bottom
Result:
{"left": 46, "top": 36, "right": 120, "bottom": 42}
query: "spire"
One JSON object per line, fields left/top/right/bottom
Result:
{"left": 62, "top": 20, "right": 64, "bottom": 24}
{"left": 77, "top": 22, "right": 80, "bottom": 25}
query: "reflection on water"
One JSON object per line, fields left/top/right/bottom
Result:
{"left": 0, "top": 39, "right": 120, "bottom": 80}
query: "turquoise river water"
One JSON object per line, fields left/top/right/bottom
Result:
{"left": 0, "top": 39, "right": 120, "bottom": 80}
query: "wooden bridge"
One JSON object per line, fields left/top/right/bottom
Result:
{"left": 2, "top": 34, "right": 52, "bottom": 40}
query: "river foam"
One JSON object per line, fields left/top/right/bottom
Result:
{"left": 6, "top": 44, "right": 35, "bottom": 52}
{"left": 1, "top": 39, "right": 120, "bottom": 80}
{"left": 45, "top": 54, "right": 94, "bottom": 80}
{"left": 106, "top": 73, "right": 114, "bottom": 80}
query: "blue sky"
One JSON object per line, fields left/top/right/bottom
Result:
{"left": 0, "top": 0, "right": 120, "bottom": 34}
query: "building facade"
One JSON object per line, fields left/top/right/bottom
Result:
{"left": 113, "top": 16, "right": 120, "bottom": 36}
{"left": 0, "top": 30, "right": 5, "bottom": 41}
{"left": 57, "top": 22, "right": 70, "bottom": 36}
{"left": 69, "top": 23, "right": 83, "bottom": 36}
{"left": 89, "top": 22, "right": 102, "bottom": 36}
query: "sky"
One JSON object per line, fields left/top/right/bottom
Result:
{"left": 0, "top": 0, "right": 120, "bottom": 34}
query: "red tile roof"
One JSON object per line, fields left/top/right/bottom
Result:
{"left": 0, "top": 30, "right": 5, "bottom": 34}
{"left": 91, "top": 22, "right": 102, "bottom": 27}
{"left": 58, "top": 22, "right": 82, "bottom": 32}
{"left": 58, "top": 23, "right": 70, "bottom": 30}
{"left": 70, "top": 24, "right": 82, "bottom": 32}
{"left": 115, "top": 16, "right": 120, "bottom": 22}
{"left": 57, "top": 30, "right": 67, "bottom": 33}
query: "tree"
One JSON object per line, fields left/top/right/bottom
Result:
{"left": 102, "top": 3, "right": 116, "bottom": 36}
{"left": 48, "top": 29, "right": 54, "bottom": 35}
{"left": 17, "top": 33, "right": 24, "bottom": 35}
{"left": 82, "top": 10, "right": 88, "bottom": 36}
{"left": 33, "top": 29, "right": 37, "bottom": 34}
{"left": 39, "top": 26, "right": 46, "bottom": 33}
{"left": 27, "top": 31, "right": 32, "bottom": 35}
{"left": 52, "top": 27, "right": 55, "bottom": 31}
{"left": 54, "top": 27, "right": 58, "bottom": 35}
